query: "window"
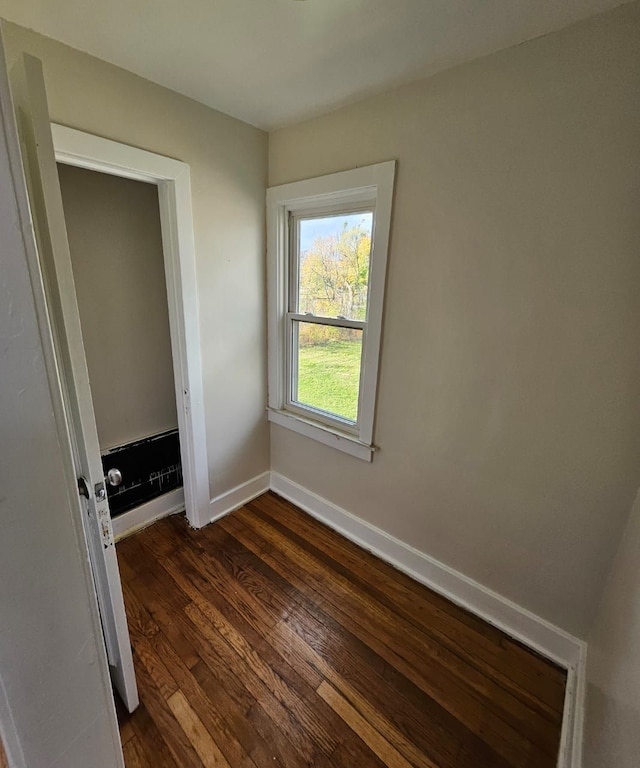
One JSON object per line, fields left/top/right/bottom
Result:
{"left": 267, "top": 162, "right": 395, "bottom": 460}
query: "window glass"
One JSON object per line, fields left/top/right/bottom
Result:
{"left": 297, "top": 212, "right": 373, "bottom": 320}
{"left": 292, "top": 321, "right": 363, "bottom": 422}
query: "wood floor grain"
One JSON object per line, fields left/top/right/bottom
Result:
{"left": 116, "top": 491, "right": 566, "bottom": 768}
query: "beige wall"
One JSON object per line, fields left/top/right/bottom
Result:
{"left": 269, "top": 2, "right": 640, "bottom": 636}
{"left": 3, "top": 19, "right": 270, "bottom": 498}
{"left": 583, "top": 490, "right": 640, "bottom": 767}
{"left": 58, "top": 164, "right": 178, "bottom": 451}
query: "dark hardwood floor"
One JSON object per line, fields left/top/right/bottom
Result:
{"left": 116, "top": 491, "right": 566, "bottom": 768}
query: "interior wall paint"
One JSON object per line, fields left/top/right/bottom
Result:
{"left": 582, "top": 490, "right": 640, "bottom": 767}
{"left": 58, "top": 163, "right": 178, "bottom": 451}
{"left": 0, "top": 44, "right": 121, "bottom": 767}
{"left": 2, "top": 19, "right": 270, "bottom": 499}
{"left": 268, "top": 1, "right": 640, "bottom": 637}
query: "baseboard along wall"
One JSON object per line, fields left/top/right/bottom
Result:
{"left": 112, "top": 487, "right": 185, "bottom": 541}
{"left": 207, "top": 471, "right": 272, "bottom": 523}
{"left": 112, "top": 470, "right": 272, "bottom": 540}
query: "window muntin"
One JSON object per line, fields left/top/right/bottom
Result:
{"left": 286, "top": 208, "right": 373, "bottom": 428}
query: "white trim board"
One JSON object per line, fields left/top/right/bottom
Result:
{"left": 560, "top": 645, "right": 587, "bottom": 768}
{"left": 111, "top": 470, "right": 271, "bottom": 538}
{"left": 269, "top": 471, "right": 586, "bottom": 768}
{"left": 51, "top": 124, "right": 211, "bottom": 529}
{"left": 208, "top": 471, "right": 271, "bottom": 524}
{"left": 112, "top": 487, "right": 185, "bottom": 541}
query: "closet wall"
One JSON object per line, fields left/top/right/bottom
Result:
{"left": 58, "top": 163, "right": 177, "bottom": 451}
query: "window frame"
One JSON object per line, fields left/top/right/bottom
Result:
{"left": 266, "top": 161, "right": 396, "bottom": 461}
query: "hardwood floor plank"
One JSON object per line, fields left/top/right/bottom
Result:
{"left": 131, "top": 631, "right": 179, "bottom": 701}
{"left": 121, "top": 581, "right": 160, "bottom": 640}
{"left": 127, "top": 703, "right": 180, "bottom": 768}
{"left": 270, "top": 618, "right": 438, "bottom": 768}
{"left": 215, "top": 518, "right": 465, "bottom": 765}
{"left": 142, "top": 529, "right": 388, "bottom": 766}
{"left": 116, "top": 547, "right": 139, "bottom": 585}
{"left": 213, "top": 517, "right": 559, "bottom": 754}
{"left": 185, "top": 601, "right": 340, "bottom": 758}
{"left": 170, "top": 543, "right": 279, "bottom": 632}
{"left": 178, "top": 599, "right": 326, "bottom": 765}
{"left": 118, "top": 493, "right": 566, "bottom": 768}
{"left": 119, "top": 718, "right": 136, "bottom": 747}
{"left": 143, "top": 521, "right": 388, "bottom": 767}
{"left": 117, "top": 534, "right": 156, "bottom": 581}
{"left": 122, "top": 735, "right": 152, "bottom": 768}
{"left": 282, "top": 595, "right": 514, "bottom": 768}
{"left": 131, "top": 649, "right": 203, "bottom": 768}
{"left": 167, "top": 690, "right": 231, "bottom": 768}
{"left": 256, "top": 493, "right": 566, "bottom": 714}
{"left": 242, "top": 501, "right": 560, "bottom": 763}
{"left": 165, "top": 529, "right": 456, "bottom": 764}
{"left": 318, "top": 681, "right": 417, "bottom": 768}
{"left": 191, "top": 660, "right": 296, "bottom": 768}
{"left": 205, "top": 524, "right": 479, "bottom": 767}
{"left": 128, "top": 572, "right": 201, "bottom": 670}
{"left": 124, "top": 582, "right": 260, "bottom": 767}
{"left": 220, "top": 516, "right": 520, "bottom": 768}
{"left": 224, "top": 508, "right": 551, "bottom": 766}
{"left": 153, "top": 633, "right": 259, "bottom": 768}
{"left": 129, "top": 573, "right": 258, "bottom": 716}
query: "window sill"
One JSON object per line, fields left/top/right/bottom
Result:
{"left": 267, "top": 408, "right": 375, "bottom": 462}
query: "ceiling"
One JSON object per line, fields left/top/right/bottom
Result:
{"left": 0, "top": 0, "right": 629, "bottom": 130}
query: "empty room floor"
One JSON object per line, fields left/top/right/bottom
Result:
{"left": 116, "top": 492, "right": 566, "bottom": 767}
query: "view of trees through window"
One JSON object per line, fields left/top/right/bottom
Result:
{"left": 293, "top": 212, "right": 373, "bottom": 421}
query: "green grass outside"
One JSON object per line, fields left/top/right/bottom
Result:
{"left": 296, "top": 340, "right": 362, "bottom": 421}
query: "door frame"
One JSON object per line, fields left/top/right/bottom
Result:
{"left": 52, "top": 124, "right": 210, "bottom": 529}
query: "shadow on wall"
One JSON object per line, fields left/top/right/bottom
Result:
{"left": 584, "top": 684, "right": 640, "bottom": 767}
{"left": 583, "top": 490, "right": 640, "bottom": 768}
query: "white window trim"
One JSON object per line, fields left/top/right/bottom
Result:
{"left": 267, "top": 161, "right": 396, "bottom": 461}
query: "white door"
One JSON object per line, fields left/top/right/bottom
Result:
{"left": 9, "top": 52, "right": 139, "bottom": 712}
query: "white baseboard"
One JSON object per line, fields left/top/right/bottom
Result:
{"left": 269, "top": 471, "right": 586, "bottom": 768}
{"left": 207, "top": 471, "right": 271, "bottom": 524}
{"left": 112, "top": 487, "right": 185, "bottom": 541}
{"left": 553, "top": 641, "right": 586, "bottom": 768}
{"left": 568, "top": 646, "right": 587, "bottom": 768}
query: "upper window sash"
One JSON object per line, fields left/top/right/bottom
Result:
{"left": 288, "top": 205, "right": 375, "bottom": 322}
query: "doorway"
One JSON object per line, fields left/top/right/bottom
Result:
{"left": 51, "top": 124, "right": 210, "bottom": 531}
{"left": 57, "top": 164, "right": 185, "bottom": 538}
